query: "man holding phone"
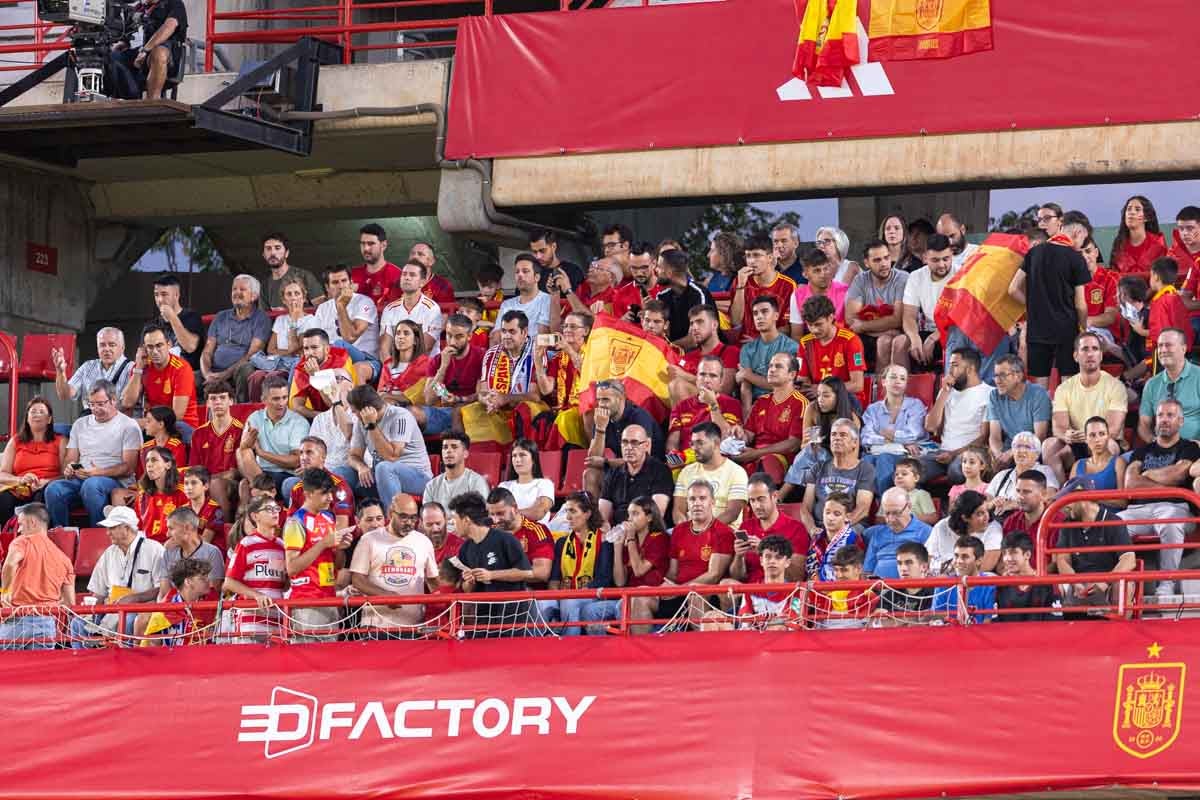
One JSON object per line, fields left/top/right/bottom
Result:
{"left": 534, "top": 312, "right": 592, "bottom": 448}
{"left": 282, "top": 468, "right": 354, "bottom": 641}
{"left": 729, "top": 473, "right": 809, "bottom": 583}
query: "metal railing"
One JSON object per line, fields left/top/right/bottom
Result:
{"left": 0, "top": 2, "right": 70, "bottom": 73}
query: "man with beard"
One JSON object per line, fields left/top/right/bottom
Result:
{"left": 936, "top": 212, "right": 979, "bottom": 271}
{"left": 898, "top": 233, "right": 956, "bottom": 369}
{"left": 845, "top": 239, "right": 907, "bottom": 373}
{"left": 672, "top": 422, "right": 749, "bottom": 527}
{"left": 529, "top": 229, "right": 584, "bottom": 294}
{"left": 923, "top": 347, "right": 991, "bottom": 483}
{"left": 485, "top": 487, "right": 554, "bottom": 587}
{"left": 351, "top": 223, "right": 402, "bottom": 312}
{"left": 1042, "top": 333, "right": 1129, "bottom": 481}
{"left": 260, "top": 232, "right": 324, "bottom": 309}
{"left": 656, "top": 249, "right": 714, "bottom": 344}
{"left": 623, "top": 242, "right": 661, "bottom": 310}
{"left": 420, "top": 501, "right": 464, "bottom": 565}
{"left": 350, "top": 493, "right": 439, "bottom": 634}
{"left": 1054, "top": 478, "right": 1135, "bottom": 615}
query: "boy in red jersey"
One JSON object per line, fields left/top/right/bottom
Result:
{"left": 188, "top": 381, "right": 242, "bottom": 519}
{"left": 282, "top": 468, "right": 353, "bottom": 641}
{"left": 182, "top": 467, "right": 225, "bottom": 549}
{"left": 729, "top": 232, "right": 796, "bottom": 342}
{"left": 797, "top": 294, "right": 867, "bottom": 407}
{"left": 1145, "top": 258, "right": 1193, "bottom": 372}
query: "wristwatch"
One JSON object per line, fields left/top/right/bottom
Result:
{"left": 331, "top": 400, "right": 343, "bottom": 407}
{"left": 364, "top": 422, "right": 377, "bottom": 431}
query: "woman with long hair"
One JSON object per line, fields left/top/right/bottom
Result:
{"left": 879, "top": 214, "right": 920, "bottom": 272}
{"left": 0, "top": 397, "right": 65, "bottom": 524}
{"left": 141, "top": 405, "right": 187, "bottom": 471}
{"left": 792, "top": 376, "right": 862, "bottom": 479}
{"left": 377, "top": 319, "right": 435, "bottom": 427}
{"left": 603, "top": 495, "right": 671, "bottom": 635}
{"left": 705, "top": 231, "right": 744, "bottom": 294}
{"left": 861, "top": 364, "right": 928, "bottom": 495}
{"left": 815, "top": 226, "right": 860, "bottom": 285}
{"left": 925, "top": 490, "right": 1002, "bottom": 575}
{"left": 499, "top": 438, "right": 555, "bottom": 523}
{"left": 1111, "top": 195, "right": 1167, "bottom": 274}
{"left": 544, "top": 492, "right": 613, "bottom": 635}
{"left": 257, "top": 276, "right": 317, "bottom": 371}
{"left": 136, "top": 446, "right": 188, "bottom": 543}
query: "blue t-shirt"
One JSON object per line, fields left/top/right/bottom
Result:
{"left": 863, "top": 517, "right": 932, "bottom": 579}
{"left": 985, "top": 383, "right": 1051, "bottom": 447}
{"left": 208, "top": 308, "right": 272, "bottom": 372}
{"left": 933, "top": 578, "right": 997, "bottom": 624}
{"left": 739, "top": 335, "right": 800, "bottom": 400}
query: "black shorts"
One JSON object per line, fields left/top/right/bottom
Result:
{"left": 1027, "top": 339, "right": 1079, "bottom": 379}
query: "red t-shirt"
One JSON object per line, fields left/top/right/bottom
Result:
{"left": 740, "top": 273, "right": 797, "bottom": 340}
{"left": 1085, "top": 267, "right": 1120, "bottom": 339}
{"left": 669, "top": 395, "right": 742, "bottom": 445}
{"left": 226, "top": 533, "right": 288, "bottom": 598}
{"left": 620, "top": 531, "right": 670, "bottom": 587}
{"left": 139, "top": 437, "right": 188, "bottom": 478}
{"left": 575, "top": 282, "right": 640, "bottom": 318}
{"left": 429, "top": 346, "right": 486, "bottom": 398}
{"left": 741, "top": 513, "right": 810, "bottom": 583}
{"left": 745, "top": 390, "right": 808, "bottom": 449}
{"left": 1112, "top": 233, "right": 1167, "bottom": 274}
{"left": 670, "top": 520, "right": 735, "bottom": 584}
{"left": 679, "top": 341, "right": 741, "bottom": 376}
{"left": 470, "top": 328, "right": 491, "bottom": 351}
{"left": 282, "top": 508, "right": 339, "bottom": 599}
{"left": 1148, "top": 285, "right": 1194, "bottom": 364}
{"left": 289, "top": 347, "right": 353, "bottom": 413}
{"left": 513, "top": 517, "right": 555, "bottom": 589}
{"left": 799, "top": 327, "right": 867, "bottom": 405}
{"left": 137, "top": 486, "right": 189, "bottom": 543}
{"left": 287, "top": 469, "right": 354, "bottom": 520}
{"left": 1176, "top": 240, "right": 1200, "bottom": 317}
{"left": 188, "top": 418, "right": 243, "bottom": 475}
{"left": 424, "top": 274, "right": 456, "bottom": 306}
{"left": 193, "top": 497, "right": 226, "bottom": 551}
{"left": 351, "top": 262, "right": 402, "bottom": 310}
{"left": 434, "top": 532, "right": 465, "bottom": 565}
{"left": 143, "top": 355, "right": 199, "bottom": 427}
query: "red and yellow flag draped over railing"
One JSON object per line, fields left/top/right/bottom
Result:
{"left": 868, "top": 0, "right": 993, "bottom": 61}
{"left": 934, "top": 233, "right": 1029, "bottom": 353}
{"left": 577, "top": 313, "right": 670, "bottom": 421}
{"left": 792, "top": 0, "right": 860, "bottom": 87}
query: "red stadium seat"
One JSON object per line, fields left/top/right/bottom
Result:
{"left": 777, "top": 502, "right": 806, "bottom": 522}
{"left": 230, "top": 403, "right": 259, "bottom": 422}
{"left": 560, "top": 449, "right": 587, "bottom": 496}
{"left": 759, "top": 454, "right": 788, "bottom": 486}
{"left": 473, "top": 451, "right": 504, "bottom": 487}
{"left": 428, "top": 454, "right": 441, "bottom": 476}
{"left": 48, "top": 528, "right": 76, "bottom": 562}
{"left": 73, "top": 528, "right": 110, "bottom": 576}
{"left": 540, "top": 450, "right": 564, "bottom": 490}
{"left": 18, "top": 333, "right": 75, "bottom": 382}
{"left": 906, "top": 372, "right": 937, "bottom": 409}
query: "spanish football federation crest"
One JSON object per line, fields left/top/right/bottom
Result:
{"left": 1112, "top": 643, "right": 1185, "bottom": 759}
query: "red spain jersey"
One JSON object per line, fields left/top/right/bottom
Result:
{"left": 574, "top": 282, "right": 641, "bottom": 319}
{"left": 470, "top": 327, "right": 491, "bottom": 350}
{"left": 137, "top": 486, "right": 189, "bottom": 543}
{"left": 351, "top": 261, "right": 402, "bottom": 311}
{"left": 1084, "top": 267, "right": 1120, "bottom": 338}
{"left": 434, "top": 532, "right": 465, "bottom": 565}
{"left": 547, "top": 350, "right": 583, "bottom": 411}
{"left": 282, "top": 508, "right": 338, "bottom": 599}
{"left": 799, "top": 327, "right": 867, "bottom": 405}
{"left": 287, "top": 469, "right": 354, "bottom": 519}
{"left": 189, "top": 418, "right": 243, "bottom": 475}
{"left": 678, "top": 341, "right": 740, "bottom": 376}
{"left": 226, "top": 533, "right": 288, "bottom": 598}
{"left": 423, "top": 274, "right": 456, "bottom": 306}
{"left": 670, "top": 520, "right": 734, "bottom": 584}
{"left": 192, "top": 498, "right": 226, "bottom": 551}
{"left": 513, "top": 517, "right": 555, "bottom": 589}
{"left": 289, "top": 347, "right": 355, "bottom": 413}
{"left": 143, "top": 355, "right": 199, "bottom": 427}
{"left": 669, "top": 395, "right": 742, "bottom": 445}
{"left": 621, "top": 530, "right": 670, "bottom": 587}
{"left": 740, "top": 273, "right": 797, "bottom": 340}
{"left": 746, "top": 390, "right": 808, "bottom": 448}
{"left": 741, "top": 512, "right": 810, "bottom": 583}
{"left": 1148, "top": 285, "right": 1194, "bottom": 367}
{"left": 139, "top": 437, "right": 187, "bottom": 478}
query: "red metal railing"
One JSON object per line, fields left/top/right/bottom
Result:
{"left": 0, "top": 3, "right": 71, "bottom": 72}
{"left": 0, "top": 332, "right": 19, "bottom": 442}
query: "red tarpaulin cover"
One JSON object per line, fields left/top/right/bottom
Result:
{"left": 445, "top": 0, "right": 1198, "bottom": 160}
{"left": 2, "top": 620, "right": 1198, "bottom": 799}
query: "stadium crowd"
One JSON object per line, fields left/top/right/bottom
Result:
{"left": 3, "top": 194, "right": 1200, "bottom": 644}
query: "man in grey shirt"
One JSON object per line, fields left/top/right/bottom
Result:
{"left": 346, "top": 384, "right": 432, "bottom": 508}
{"left": 154, "top": 507, "right": 225, "bottom": 598}
{"left": 45, "top": 379, "right": 142, "bottom": 527}
{"left": 422, "top": 432, "right": 490, "bottom": 509}
{"left": 200, "top": 274, "right": 272, "bottom": 401}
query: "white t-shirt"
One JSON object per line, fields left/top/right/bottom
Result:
{"left": 497, "top": 292, "right": 551, "bottom": 334}
{"left": 498, "top": 478, "right": 555, "bottom": 524}
{"left": 940, "top": 382, "right": 993, "bottom": 451}
{"left": 953, "top": 243, "right": 980, "bottom": 271}
{"left": 901, "top": 265, "right": 956, "bottom": 333}
{"left": 349, "top": 528, "right": 438, "bottom": 627}
{"left": 68, "top": 412, "right": 144, "bottom": 485}
{"left": 350, "top": 405, "right": 432, "bottom": 477}
{"left": 309, "top": 409, "right": 351, "bottom": 470}
{"left": 986, "top": 465, "right": 1060, "bottom": 501}
{"left": 315, "top": 294, "right": 379, "bottom": 357}
{"left": 271, "top": 313, "right": 319, "bottom": 351}
{"left": 925, "top": 519, "right": 1002, "bottom": 575}
{"left": 379, "top": 295, "right": 445, "bottom": 357}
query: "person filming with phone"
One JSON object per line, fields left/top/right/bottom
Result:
{"left": 533, "top": 311, "right": 592, "bottom": 449}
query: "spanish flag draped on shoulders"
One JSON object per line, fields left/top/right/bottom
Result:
{"left": 793, "top": 0, "right": 860, "bottom": 86}
{"left": 461, "top": 336, "right": 549, "bottom": 446}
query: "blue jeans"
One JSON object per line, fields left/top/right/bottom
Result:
{"left": 45, "top": 476, "right": 122, "bottom": 527}
{"left": 69, "top": 612, "right": 136, "bottom": 648}
{"left": 581, "top": 599, "right": 621, "bottom": 635}
{"left": 336, "top": 340, "right": 382, "bottom": 384}
{"left": 864, "top": 452, "right": 903, "bottom": 496}
{"left": 422, "top": 405, "right": 452, "bottom": 435}
{"left": 537, "top": 598, "right": 592, "bottom": 636}
{"left": 944, "top": 325, "right": 1012, "bottom": 384}
{"left": 374, "top": 461, "right": 430, "bottom": 509}
{"left": 0, "top": 615, "right": 57, "bottom": 649}
{"left": 177, "top": 421, "right": 194, "bottom": 446}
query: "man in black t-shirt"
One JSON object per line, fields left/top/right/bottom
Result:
{"left": 1055, "top": 479, "right": 1135, "bottom": 614}
{"left": 118, "top": 0, "right": 188, "bottom": 99}
{"left": 996, "top": 532, "right": 1055, "bottom": 622}
{"left": 876, "top": 541, "right": 935, "bottom": 625}
{"left": 448, "top": 492, "right": 533, "bottom": 637}
{"left": 152, "top": 274, "right": 206, "bottom": 373}
{"left": 1008, "top": 221, "right": 1090, "bottom": 385}
{"left": 529, "top": 229, "right": 585, "bottom": 295}
{"left": 599, "top": 424, "right": 674, "bottom": 528}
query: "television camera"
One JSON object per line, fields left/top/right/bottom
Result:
{"left": 35, "top": 0, "right": 147, "bottom": 100}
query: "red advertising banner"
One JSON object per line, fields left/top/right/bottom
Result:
{"left": 445, "top": 0, "right": 1197, "bottom": 160}
{"left": 2, "top": 621, "right": 1198, "bottom": 799}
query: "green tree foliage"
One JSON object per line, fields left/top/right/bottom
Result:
{"left": 678, "top": 203, "right": 802, "bottom": 275}
{"left": 148, "top": 226, "right": 225, "bottom": 272}
{"left": 988, "top": 204, "right": 1039, "bottom": 233}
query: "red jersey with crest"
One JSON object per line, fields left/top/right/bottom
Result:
{"left": 679, "top": 341, "right": 741, "bottom": 375}
{"left": 574, "top": 282, "right": 640, "bottom": 318}
{"left": 434, "top": 532, "right": 465, "bottom": 565}
{"left": 740, "top": 273, "right": 797, "bottom": 341}
{"left": 137, "top": 486, "right": 189, "bottom": 543}
{"left": 289, "top": 347, "right": 354, "bottom": 413}
{"left": 192, "top": 497, "right": 226, "bottom": 551}
{"left": 513, "top": 517, "right": 555, "bottom": 589}
{"left": 139, "top": 437, "right": 187, "bottom": 478}
{"left": 189, "top": 418, "right": 243, "bottom": 475}
{"left": 669, "top": 395, "right": 742, "bottom": 445}
{"left": 670, "top": 520, "right": 734, "bottom": 584}
{"left": 799, "top": 327, "right": 867, "bottom": 405}
{"left": 746, "top": 390, "right": 808, "bottom": 448}
{"left": 286, "top": 469, "right": 355, "bottom": 520}
{"left": 351, "top": 262, "right": 402, "bottom": 311}
{"left": 423, "top": 274, "right": 456, "bottom": 306}
{"left": 226, "top": 533, "right": 288, "bottom": 598}
{"left": 143, "top": 354, "right": 199, "bottom": 427}
{"left": 741, "top": 512, "right": 810, "bottom": 583}
{"left": 282, "top": 508, "right": 339, "bottom": 599}
{"left": 1084, "top": 266, "right": 1120, "bottom": 339}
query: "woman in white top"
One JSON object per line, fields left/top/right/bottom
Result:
{"left": 815, "top": 226, "right": 861, "bottom": 286}
{"left": 925, "top": 490, "right": 1002, "bottom": 576}
{"left": 986, "top": 430, "right": 1059, "bottom": 513}
{"left": 252, "top": 276, "right": 318, "bottom": 373}
{"left": 498, "top": 438, "right": 555, "bottom": 524}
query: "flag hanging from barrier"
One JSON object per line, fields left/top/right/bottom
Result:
{"left": 868, "top": 0, "right": 993, "bottom": 61}
{"left": 793, "top": 0, "right": 861, "bottom": 86}
{"left": 934, "top": 233, "right": 1028, "bottom": 353}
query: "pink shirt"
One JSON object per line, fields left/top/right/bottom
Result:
{"left": 790, "top": 281, "right": 849, "bottom": 327}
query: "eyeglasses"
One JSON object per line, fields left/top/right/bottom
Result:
{"left": 1036, "top": 214, "right": 1059, "bottom": 222}
{"left": 391, "top": 511, "right": 418, "bottom": 520}
{"left": 601, "top": 241, "right": 627, "bottom": 252}
{"left": 258, "top": 504, "right": 281, "bottom": 513}
{"left": 620, "top": 439, "right": 647, "bottom": 447}
{"left": 87, "top": 399, "right": 112, "bottom": 409}
{"left": 816, "top": 238, "right": 836, "bottom": 246}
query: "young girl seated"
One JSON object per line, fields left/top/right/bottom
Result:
{"left": 805, "top": 492, "right": 864, "bottom": 582}
{"left": 948, "top": 446, "right": 992, "bottom": 504}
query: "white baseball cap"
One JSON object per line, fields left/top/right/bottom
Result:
{"left": 97, "top": 505, "right": 139, "bottom": 529}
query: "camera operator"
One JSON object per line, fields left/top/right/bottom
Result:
{"left": 114, "top": 0, "right": 187, "bottom": 99}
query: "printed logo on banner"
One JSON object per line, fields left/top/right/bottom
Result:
{"left": 776, "top": 19, "right": 894, "bottom": 102}
{"left": 1112, "top": 642, "right": 1186, "bottom": 759}
{"left": 238, "top": 687, "right": 596, "bottom": 759}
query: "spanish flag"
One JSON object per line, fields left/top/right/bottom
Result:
{"left": 577, "top": 313, "right": 670, "bottom": 423}
{"left": 868, "top": 0, "right": 993, "bottom": 61}
{"left": 934, "top": 234, "right": 1028, "bottom": 353}
{"left": 793, "top": 0, "right": 860, "bottom": 87}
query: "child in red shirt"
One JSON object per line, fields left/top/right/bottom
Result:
{"left": 1146, "top": 257, "right": 1193, "bottom": 371}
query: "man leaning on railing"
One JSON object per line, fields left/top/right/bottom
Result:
{"left": 0, "top": 503, "right": 75, "bottom": 650}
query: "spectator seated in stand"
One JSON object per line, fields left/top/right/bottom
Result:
{"left": 420, "top": 501, "right": 464, "bottom": 567}
{"left": 345, "top": 384, "right": 433, "bottom": 508}
{"left": 133, "top": 446, "right": 189, "bottom": 544}
{"left": 533, "top": 311, "right": 592, "bottom": 449}
{"left": 667, "top": 353, "right": 741, "bottom": 466}
{"left": 931, "top": 535, "right": 997, "bottom": 623}
{"left": 422, "top": 433, "right": 491, "bottom": 511}
{"left": 729, "top": 473, "right": 809, "bottom": 583}
{"left": 379, "top": 260, "right": 445, "bottom": 363}
{"left": 861, "top": 364, "right": 929, "bottom": 496}
{"left": 498, "top": 439, "right": 555, "bottom": 525}
{"left": 423, "top": 313, "right": 486, "bottom": 438}
{"left": 150, "top": 273, "right": 206, "bottom": 375}
{"left": 349, "top": 493, "right": 439, "bottom": 638}
{"left": 671, "top": 423, "right": 748, "bottom": 528}
{"left": 863, "top": 487, "right": 932, "bottom": 580}
{"left": 668, "top": 304, "right": 739, "bottom": 406}
{"left": 376, "top": 320, "right": 445, "bottom": 432}
{"left": 876, "top": 542, "right": 936, "bottom": 623}
{"left": 805, "top": 546, "right": 878, "bottom": 630}
{"left": 200, "top": 275, "right": 273, "bottom": 402}
{"left": 314, "top": 265, "right": 381, "bottom": 386}
{"left": 53, "top": 327, "right": 134, "bottom": 425}
{"left": 845, "top": 238, "right": 907, "bottom": 374}
{"left": 1054, "top": 478, "right": 1136, "bottom": 616}
{"left": 732, "top": 352, "right": 806, "bottom": 474}
{"left": 121, "top": 322, "right": 200, "bottom": 445}
{"left": 181, "top": 467, "right": 224, "bottom": 547}
{"left": 0, "top": 397, "right": 65, "bottom": 526}
{"left": 282, "top": 437, "right": 354, "bottom": 532}
{"left": 188, "top": 381, "right": 242, "bottom": 521}
{"left": 460, "top": 310, "right": 549, "bottom": 449}
{"left": 922, "top": 347, "right": 992, "bottom": 484}
{"left": 995, "top": 532, "right": 1055, "bottom": 622}
{"left": 737, "top": 295, "right": 799, "bottom": 416}
{"left": 288, "top": 329, "right": 358, "bottom": 422}
{"left": 0, "top": 503, "right": 75, "bottom": 650}
{"left": 486, "top": 487, "right": 554, "bottom": 589}
{"left": 786, "top": 418, "right": 873, "bottom": 532}
{"left": 804, "top": 491, "right": 864, "bottom": 583}
{"left": 797, "top": 294, "right": 867, "bottom": 408}
{"left": 924, "top": 490, "right": 1002, "bottom": 576}
{"left": 728, "top": 233, "right": 797, "bottom": 342}
{"left": 236, "top": 374, "right": 309, "bottom": 501}
{"left": 987, "top": 354, "right": 1051, "bottom": 473}
{"left": 892, "top": 457, "right": 938, "bottom": 527}
{"left": 544, "top": 492, "right": 614, "bottom": 636}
